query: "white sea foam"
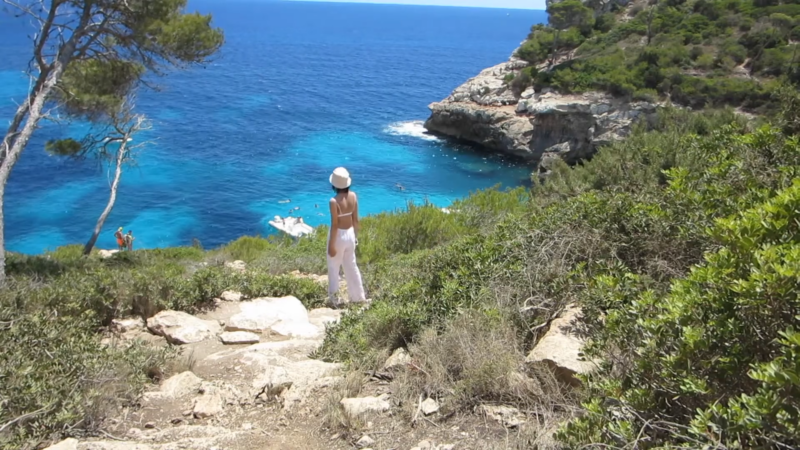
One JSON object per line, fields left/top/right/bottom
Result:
{"left": 385, "top": 120, "right": 440, "bottom": 142}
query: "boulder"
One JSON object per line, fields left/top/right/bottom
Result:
{"left": 225, "top": 296, "right": 319, "bottom": 338}
{"left": 526, "top": 306, "right": 595, "bottom": 386}
{"left": 143, "top": 371, "right": 203, "bottom": 401}
{"left": 340, "top": 394, "right": 391, "bottom": 418}
{"left": 383, "top": 347, "right": 411, "bottom": 371}
{"left": 147, "top": 311, "right": 221, "bottom": 344}
{"left": 479, "top": 405, "right": 526, "bottom": 428}
{"left": 44, "top": 439, "right": 78, "bottom": 450}
{"left": 219, "top": 331, "right": 260, "bottom": 345}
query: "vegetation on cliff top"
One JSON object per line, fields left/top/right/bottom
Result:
{"left": 512, "top": 0, "right": 800, "bottom": 110}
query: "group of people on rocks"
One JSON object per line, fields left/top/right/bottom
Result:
{"left": 113, "top": 227, "right": 135, "bottom": 251}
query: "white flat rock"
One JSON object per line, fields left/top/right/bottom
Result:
{"left": 219, "top": 331, "right": 260, "bottom": 345}
{"left": 225, "top": 296, "right": 321, "bottom": 338}
{"left": 147, "top": 311, "right": 221, "bottom": 344}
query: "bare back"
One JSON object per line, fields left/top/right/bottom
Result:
{"left": 330, "top": 191, "right": 358, "bottom": 230}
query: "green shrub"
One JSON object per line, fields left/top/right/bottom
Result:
{"left": 558, "top": 119, "right": 800, "bottom": 448}
{"left": 0, "top": 305, "right": 172, "bottom": 449}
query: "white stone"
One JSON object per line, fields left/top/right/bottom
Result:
{"left": 111, "top": 317, "right": 145, "bottom": 333}
{"left": 383, "top": 347, "right": 411, "bottom": 371}
{"left": 97, "top": 249, "right": 118, "bottom": 259}
{"left": 421, "top": 398, "right": 439, "bottom": 415}
{"left": 224, "top": 260, "right": 247, "bottom": 272}
{"left": 411, "top": 440, "right": 434, "bottom": 450}
{"left": 219, "top": 331, "right": 260, "bottom": 345}
{"left": 225, "top": 296, "right": 320, "bottom": 338}
{"left": 220, "top": 290, "right": 243, "bottom": 302}
{"left": 340, "top": 394, "right": 391, "bottom": 418}
{"left": 194, "top": 391, "right": 224, "bottom": 418}
{"left": 147, "top": 311, "right": 221, "bottom": 344}
{"left": 526, "top": 306, "right": 595, "bottom": 385}
{"left": 479, "top": 405, "right": 526, "bottom": 428}
{"left": 44, "top": 439, "right": 78, "bottom": 450}
{"left": 356, "top": 435, "right": 375, "bottom": 448}
{"left": 143, "top": 371, "right": 202, "bottom": 401}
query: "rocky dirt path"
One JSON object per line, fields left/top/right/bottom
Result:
{"left": 44, "top": 265, "right": 580, "bottom": 450}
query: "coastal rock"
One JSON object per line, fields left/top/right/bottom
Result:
{"left": 526, "top": 306, "right": 596, "bottom": 386}
{"left": 147, "top": 311, "right": 221, "bottom": 344}
{"left": 424, "top": 59, "right": 659, "bottom": 165}
{"left": 225, "top": 296, "right": 320, "bottom": 338}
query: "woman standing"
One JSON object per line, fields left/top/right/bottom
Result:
{"left": 327, "top": 167, "right": 367, "bottom": 306}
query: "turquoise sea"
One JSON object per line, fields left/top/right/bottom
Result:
{"left": 0, "top": 1, "right": 547, "bottom": 254}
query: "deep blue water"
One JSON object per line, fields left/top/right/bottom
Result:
{"left": 0, "top": 1, "right": 546, "bottom": 254}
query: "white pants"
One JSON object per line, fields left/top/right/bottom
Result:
{"left": 327, "top": 227, "right": 366, "bottom": 302}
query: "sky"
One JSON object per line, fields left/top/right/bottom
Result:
{"left": 286, "top": 0, "right": 546, "bottom": 10}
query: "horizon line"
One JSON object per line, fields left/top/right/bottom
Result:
{"left": 278, "top": 0, "right": 546, "bottom": 11}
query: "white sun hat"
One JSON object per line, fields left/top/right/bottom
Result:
{"left": 329, "top": 167, "right": 352, "bottom": 189}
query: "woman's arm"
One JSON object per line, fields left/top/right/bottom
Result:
{"left": 328, "top": 199, "right": 338, "bottom": 257}
{"left": 352, "top": 192, "right": 360, "bottom": 235}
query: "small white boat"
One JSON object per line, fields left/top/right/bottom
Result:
{"left": 269, "top": 215, "right": 315, "bottom": 238}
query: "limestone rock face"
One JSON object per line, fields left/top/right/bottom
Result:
{"left": 526, "top": 306, "right": 595, "bottom": 385}
{"left": 147, "top": 311, "right": 221, "bottom": 344}
{"left": 424, "top": 58, "right": 659, "bottom": 166}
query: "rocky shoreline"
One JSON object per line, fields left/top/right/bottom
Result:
{"left": 423, "top": 55, "right": 660, "bottom": 166}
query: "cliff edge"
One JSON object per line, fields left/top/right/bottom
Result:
{"left": 423, "top": 53, "right": 659, "bottom": 165}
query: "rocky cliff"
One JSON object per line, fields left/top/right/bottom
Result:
{"left": 423, "top": 54, "right": 659, "bottom": 166}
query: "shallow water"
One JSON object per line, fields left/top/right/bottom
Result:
{"left": 0, "top": 1, "right": 547, "bottom": 254}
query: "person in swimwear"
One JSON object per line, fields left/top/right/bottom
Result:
{"left": 125, "top": 230, "right": 135, "bottom": 251}
{"left": 114, "top": 227, "right": 125, "bottom": 251}
{"left": 327, "top": 167, "right": 367, "bottom": 307}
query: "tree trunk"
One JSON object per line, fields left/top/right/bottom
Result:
{"left": 0, "top": 180, "right": 7, "bottom": 284}
{"left": 550, "top": 30, "right": 560, "bottom": 67}
{"left": 0, "top": 68, "right": 64, "bottom": 284}
{"left": 83, "top": 140, "right": 127, "bottom": 255}
{"left": 0, "top": 26, "right": 81, "bottom": 283}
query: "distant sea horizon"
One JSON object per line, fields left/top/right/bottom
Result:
{"left": 0, "top": 1, "right": 547, "bottom": 254}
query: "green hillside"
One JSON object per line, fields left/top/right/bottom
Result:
{"left": 512, "top": 0, "right": 800, "bottom": 110}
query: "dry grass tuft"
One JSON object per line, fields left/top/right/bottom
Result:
{"left": 390, "top": 310, "right": 579, "bottom": 449}
{"left": 321, "top": 369, "right": 368, "bottom": 436}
